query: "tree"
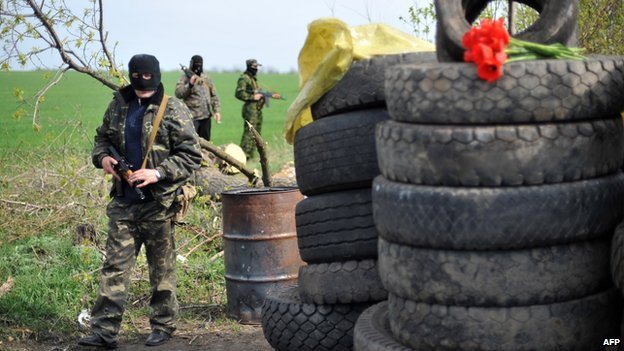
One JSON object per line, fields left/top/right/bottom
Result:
{"left": 0, "top": 0, "right": 125, "bottom": 128}
{"left": 578, "top": 0, "right": 624, "bottom": 55}
{"left": 403, "top": 0, "right": 624, "bottom": 55}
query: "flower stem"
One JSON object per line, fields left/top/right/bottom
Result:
{"left": 506, "top": 54, "right": 542, "bottom": 62}
{"left": 508, "top": 38, "right": 586, "bottom": 61}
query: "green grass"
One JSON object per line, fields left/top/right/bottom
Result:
{"left": 0, "top": 133, "right": 233, "bottom": 341}
{"left": 0, "top": 70, "right": 300, "bottom": 341}
{"left": 0, "top": 235, "right": 102, "bottom": 335}
{"left": 0, "top": 70, "right": 299, "bottom": 151}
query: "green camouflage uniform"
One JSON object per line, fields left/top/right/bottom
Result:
{"left": 235, "top": 71, "right": 262, "bottom": 158}
{"left": 90, "top": 84, "right": 201, "bottom": 344}
{"left": 175, "top": 73, "right": 220, "bottom": 141}
{"left": 174, "top": 73, "right": 220, "bottom": 121}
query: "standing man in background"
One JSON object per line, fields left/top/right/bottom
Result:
{"left": 176, "top": 55, "right": 221, "bottom": 141}
{"left": 79, "top": 54, "right": 201, "bottom": 349}
{"left": 234, "top": 58, "right": 280, "bottom": 159}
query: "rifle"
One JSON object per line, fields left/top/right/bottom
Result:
{"left": 251, "top": 89, "right": 286, "bottom": 110}
{"left": 180, "top": 63, "right": 206, "bottom": 85}
{"left": 107, "top": 146, "right": 146, "bottom": 200}
{"left": 179, "top": 63, "right": 195, "bottom": 79}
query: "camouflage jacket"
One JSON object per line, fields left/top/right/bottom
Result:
{"left": 92, "top": 84, "right": 202, "bottom": 208}
{"left": 175, "top": 73, "right": 221, "bottom": 120}
{"left": 235, "top": 71, "right": 261, "bottom": 108}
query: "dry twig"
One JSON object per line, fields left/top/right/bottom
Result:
{"left": 245, "top": 121, "right": 271, "bottom": 187}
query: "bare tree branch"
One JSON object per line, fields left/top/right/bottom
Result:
{"left": 97, "top": 0, "right": 113, "bottom": 72}
{"left": 1, "top": 0, "right": 127, "bottom": 127}
{"left": 32, "top": 66, "right": 69, "bottom": 126}
{"left": 25, "top": 0, "right": 118, "bottom": 90}
{"left": 198, "top": 138, "right": 260, "bottom": 186}
{"left": 245, "top": 121, "right": 271, "bottom": 187}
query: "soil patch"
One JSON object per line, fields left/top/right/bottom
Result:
{"left": 1, "top": 324, "right": 272, "bottom": 351}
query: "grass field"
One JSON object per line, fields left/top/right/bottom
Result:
{"left": 0, "top": 70, "right": 300, "bottom": 341}
{"left": 0, "top": 70, "right": 299, "bottom": 151}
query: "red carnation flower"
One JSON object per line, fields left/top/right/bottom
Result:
{"left": 462, "top": 18, "right": 584, "bottom": 83}
{"left": 477, "top": 59, "right": 503, "bottom": 83}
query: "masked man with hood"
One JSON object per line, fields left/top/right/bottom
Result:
{"left": 234, "top": 58, "right": 279, "bottom": 159}
{"left": 78, "top": 54, "right": 201, "bottom": 349}
{"left": 175, "top": 55, "right": 221, "bottom": 141}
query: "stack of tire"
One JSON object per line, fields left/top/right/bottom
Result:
{"left": 354, "top": 17, "right": 624, "bottom": 351}
{"left": 261, "top": 52, "right": 435, "bottom": 351}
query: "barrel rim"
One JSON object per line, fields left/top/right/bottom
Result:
{"left": 221, "top": 186, "right": 301, "bottom": 196}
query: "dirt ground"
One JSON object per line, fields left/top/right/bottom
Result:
{"left": 1, "top": 323, "right": 273, "bottom": 351}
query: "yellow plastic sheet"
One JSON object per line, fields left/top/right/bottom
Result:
{"left": 283, "top": 18, "right": 435, "bottom": 143}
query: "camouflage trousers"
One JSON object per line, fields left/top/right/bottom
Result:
{"left": 240, "top": 104, "right": 263, "bottom": 159}
{"left": 90, "top": 198, "right": 178, "bottom": 343}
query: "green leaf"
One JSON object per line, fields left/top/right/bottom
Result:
{"left": 12, "top": 108, "right": 25, "bottom": 120}
{"left": 13, "top": 88, "right": 24, "bottom": 102}
{"left": 17, "top": 53, "right": 27, "bottom": 66}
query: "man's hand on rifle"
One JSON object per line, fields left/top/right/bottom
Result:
{"left": 129, "top": 169, "right": 161, "bottom": 188}
{"left": 253, "top": 93, "right": 263, "bottom": 101}
{"left": 271, "top": 93, "right": 281, "bottom": 99}
{"left": 190, "top": 75, "right": 199, "bottom": 86}
{"left": 101, "top": 156, "right": 121, "bottom": 181}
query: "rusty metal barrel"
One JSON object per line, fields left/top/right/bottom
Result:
{"left": 222, "top": 187, "right": 304, "bottom": 324}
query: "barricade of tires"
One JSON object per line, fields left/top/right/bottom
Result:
{"left": 354, "top": 56, "right": 624, "bottom": 350}
{"left": 261, "top": 52, "right": 435, "bottom": 351}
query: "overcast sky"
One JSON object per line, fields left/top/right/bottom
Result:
{"left": 42, "top": 0, "right": 421, "bottom": 73}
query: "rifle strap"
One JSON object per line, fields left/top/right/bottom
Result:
{"left": 141, "top": 95, "right": 168, "bottom": 169}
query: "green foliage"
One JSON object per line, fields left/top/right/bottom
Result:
{"left": 399, "top": 2, "right": 435, "bottom": 42}
{"left": 578, "top": 0, "right": 624, "bottom": 55}
{"left": 0, "top": 235, "right": 101, "bottom": 335}
{"left": 404, "top": 0, "right": 624, "bottom": 55}
{"left": 12, "top": 87, "right": 23, "bottom": 102}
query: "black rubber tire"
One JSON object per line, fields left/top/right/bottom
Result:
{"left": 294, "top": 109, "right": 388, "bottom": 196}
{"left": 311, "top": 52, "right": 436, "bottom": 119}
{"left": 378, "top": 237, "right": 610, "bottom": 307}
{"left": 610, "top": 222, "right": 624, "bottom": 295}
{"left": 298, "top": 259, "right": 387, "bottom": 305}
{"left": 376, "top": 118, "right": 624, "bottom": 187}
{"left": 435, "top": 0, "right": 579, "bottom": 62}
{"left": 296, "top": 189, "right": 378, "bottom": 263}
{"left": 387, "top": 290, "right": 621, "bottom": 351}
{"left": 261, "top": 285, "right": 369, "bottom": 351}
{"left": 354, "top": 302, "right": 412, "bottom": 351}
{"left": 372, "top": 174, "right": 624, "bottom": 250}
{"left": 385, "top": 57, "right": 624, "bottom": 124}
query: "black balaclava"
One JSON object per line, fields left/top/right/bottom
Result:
{"left": 247, "top": 66, "right": 258, "bottom": 76}
{"left": 246, "top": 59, "right": 260, "bottom": 77}
{"left": 190, "top": 55, "right": 203, "bottom": 75}
{"left": 128, "top": 54, "right": 161, "bottom": 91}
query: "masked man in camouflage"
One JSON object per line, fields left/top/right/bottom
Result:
{"left": 175, "top": 55, "right": 221, "bottom": 141}
{"left": 78, "top": 54, "right": 201, "bottom": 349}
{"left": 235, "top": 58, "right": 279, "bottom": 159}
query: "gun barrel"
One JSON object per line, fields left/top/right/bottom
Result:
{"left": 179, "top": 64, "right": 193, "bottom": 79}
{"left": 108, "top": 145, "right": 122, "bottom": 160}
{"left": 134, "top": 187, "right": 146, "bottom": 200}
